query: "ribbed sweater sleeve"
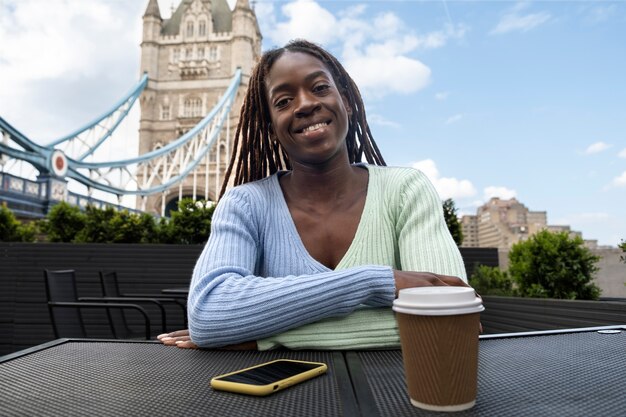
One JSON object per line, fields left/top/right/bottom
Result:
{"left": 187, "top": 181, "right": 395, "bottom": 348}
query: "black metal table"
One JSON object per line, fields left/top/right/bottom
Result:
{"left": 348, "top": 326, "right": 626, "bottom": 417}
{"left": 0, "top": 340, "right": 356, "bottom": 417}
{"left": 1, "top": 326, "right": 625, "bottom": 416}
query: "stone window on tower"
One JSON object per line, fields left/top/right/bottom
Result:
{"left": 172, "top": 48, "right": 180, "bottom": 63}
{"left": 198, "top": 20, "right": 206, "bottom": 37}
{"left": 185, "top": 48, "right": 192, "bottom": 60}
{"left": 184, "top": 97, "right": 202, "bottom": 118}
{"left": 198, "top": 47, "right": 204, "bottom": 60}
{"left": 161, "top": 105, "right": 170, "bottom": 120}
{"left": 186, "top": 21, "right": 194, "bottom": 37}
{"left": 208, "top": 46, "right": 218, "bottom": 62}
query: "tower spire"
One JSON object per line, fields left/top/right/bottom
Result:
{"left": 235, "top": 0, "right": 251, "bottom": 10}
{"left": 143, "top": 0, "right": 162, "bottom": 19}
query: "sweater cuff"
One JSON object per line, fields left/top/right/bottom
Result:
{"left": 257, "top": 307, "right": 400, "bottom": 350}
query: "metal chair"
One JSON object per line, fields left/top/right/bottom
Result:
{"left": 44, "top": 269, "right": 151, "bottom": 340}
{"left": 99, "top": 271, "right": 187, "bottom": 332}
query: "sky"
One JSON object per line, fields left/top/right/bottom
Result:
{"left": 0, "top": 0, "right": 625, "bottom": 247}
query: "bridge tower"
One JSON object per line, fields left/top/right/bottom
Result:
{"left": 138, "top": 0, "right": 261, "bottom": 214}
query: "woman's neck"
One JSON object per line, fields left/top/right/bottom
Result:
{"left": 280, "top": 160, "right": 367, "bottom": 206}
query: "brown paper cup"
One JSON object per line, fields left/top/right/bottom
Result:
{"left": 396, "top": 312, "right": 481, "bottom": 411}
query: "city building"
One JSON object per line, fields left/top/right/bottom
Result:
{"left": 138, "top": 0, "right": 261, "bottom": 214}
{"left": 461, "top": 197, "right": 587, "bottom": 250}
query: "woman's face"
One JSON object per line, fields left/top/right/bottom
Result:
{"left": 264, "top": 51, "right": 352, "bottom": 167}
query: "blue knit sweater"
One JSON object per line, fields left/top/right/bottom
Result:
{"left": 187, "top": 165, "right": 466, "bottom": 349}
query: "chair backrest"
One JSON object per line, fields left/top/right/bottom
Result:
{"left": 44, "top": 269, "right": 86, "bottom": 338}
{"left": 99, "top": 271, "right": 131, "bottom": 338}
{"left": 99, "top": 271, "right": 122, "bottom": 297}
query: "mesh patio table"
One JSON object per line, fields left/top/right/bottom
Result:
{"left": 0, "top": 340, "right": 356, "bottom": 417}
{"left": 347, "top": 326, "right": 626, "bottom": 417}
{"left": 1, "top": 326, "right": 625, "bottom": 416}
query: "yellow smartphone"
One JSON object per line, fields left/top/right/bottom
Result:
{"left": 210, "top": 359, "right": 328, "bottom": 396}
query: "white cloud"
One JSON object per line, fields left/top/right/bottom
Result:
{"left": 445, "top": 114, "right": 463, "bottom": 125}
{"left": 490, "top": 3, "right": 551, "bottom": 35}
{"left": 618, "top": 148, "right": 626, "bottom": 158}
{"left": 412, "top": 159, "right": 477, "bottom": 200}
{"left": 367, "top": 114, "right": 401, "bottom": 129}
{"left": 435, "top": 92, "right": 450, "bottom": 101}
{"left": 585, "top": 141, "right": 611, "bottom": 154}
{"left": 345, "top": 52, "right": 431, "bottom": 96}
{"left": 0, "top": 0, "right": 142, "bottom": 140}
{"left": 611, "top": 171, "right": 626, "bottom": 187}
{"left": 483, "top": 186, "right": 517, "bottom": 200}
{"left": 267, "top": 0, "right": 338, "bottom": 46}
{"left": 261, "top": 1, "right": 468, "bottom": 98}
{"left": 583, "top": 5, "right": 617, "bottom": 24}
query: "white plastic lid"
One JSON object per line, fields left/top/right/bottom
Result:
{"left": 392, "top": 286, "right": 484, "bottom": 316}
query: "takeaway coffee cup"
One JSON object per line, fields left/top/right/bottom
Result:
{"left": 392, "top": 286, "right": 484, "bottom": 412}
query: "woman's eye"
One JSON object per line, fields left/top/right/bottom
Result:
{"left": 275, "top": 98, "right": 290, "bottom": 108}
{"left": 313, "top": 84, "right": 330, "bottom": 93}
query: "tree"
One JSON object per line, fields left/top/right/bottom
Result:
{"left": 40, "top": 202, "right": 86, "bottom": 242}
{"left": 442, "top": 198, "right": 463, "bottom": 246}
{"left": 469, "top": 265, "right": 516, "bottom": 296}
{"left": 0, "top": 204, "right": 37, "bottom": 242}
{"left": 508, "top": 230, "right": 601, "bottom": 300}
{"left": 108, "top": 210, "right": 159, "bottom": 243}
{"left": 75, "top": 205, "right": 118, "bottom": 243}
{"left": 619, "top": 240, "right": 625, "bottom": 264}
{"left": 159, "top": 199, "right": 216, "bottom": 244}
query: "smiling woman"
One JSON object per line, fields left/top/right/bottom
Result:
{"left": 157, "top": 39, "right": 469, "bottom": 351}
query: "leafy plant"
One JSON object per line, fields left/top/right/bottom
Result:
{"left": 39, "top": 202, "right": 86, "bottom": 242}
{"left": 619, "top": 239, "right": 625, "bottom": 264}
{"left": 75, "top": 205, "right": 119, "bottom": 243}
{"left": 508, "top": 230, "right": 601, "bottom": 300}
{"left": 160, "top": 199, "right": 215, "bottom": 244}
{"left": 469, "top": 265, "right": 516, "bottom": 296}
{"left": 0, "top": 203, "right": 37, "bottom": 242}
{"left": 108, "top": 210, "right": 159, "bottom": 243}
{"left": 443, "top": 198, "right": 463, "bottom": 246}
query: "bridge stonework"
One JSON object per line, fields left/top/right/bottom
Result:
{"left": 138, "top": 0, "right": 261, "bottom": 214}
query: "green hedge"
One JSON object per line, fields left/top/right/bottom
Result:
{"left": 0, "top": 199, "right": 215, "bottom": 244}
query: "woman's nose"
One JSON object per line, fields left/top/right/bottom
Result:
{"left": 294, "top": 90, "right": 321, "bottom": 116}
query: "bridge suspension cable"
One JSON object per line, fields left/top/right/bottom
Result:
{"left": 68, "top": 68, "right": 241, "bottom": 196}
{"left": 1, "top": 69, "right": 241, "bottom": 215}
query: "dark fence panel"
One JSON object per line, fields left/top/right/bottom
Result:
{"left": 481, "top": 296, "right": 626, "bottom": 334}
{"left": 0, "top": 244, "right": 17, "bottom": 356}
{"left": 0, "top": 243, "right": 203, "bottom": 355}
{"left": 459, "top": 247, "right": 499, "bottom": 279}
{"left": 12, "top": 245, "right": 618, "bottom": 355}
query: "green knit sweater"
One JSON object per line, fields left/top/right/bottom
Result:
{"left": 256, "top": 165, "right": 467, "bottom": 350}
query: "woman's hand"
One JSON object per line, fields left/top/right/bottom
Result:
{"left": 393, "top": 271, "right": 482, "bottom": 332}
{"left": 157, "top": 330, "right": 258, "bottom": 350}
{"left": 393, "top": 271, "right": 470, "bottom": 296}
{"left": 157, "top": 329, "right": 198, "bottom": 349}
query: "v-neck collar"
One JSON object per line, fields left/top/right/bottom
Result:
{"left": 270, "top": 164, "right": 373, "bottom": 271}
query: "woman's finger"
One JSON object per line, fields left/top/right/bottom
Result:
{"left": 157, "top": 329, "right": 189, "bottom": 340}
{"left": 175, "top": 340, "right": 198, "bottom": 349}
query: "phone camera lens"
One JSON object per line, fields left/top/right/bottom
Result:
{"left": 273, "top": 385, "right": 279, "bottom": 390}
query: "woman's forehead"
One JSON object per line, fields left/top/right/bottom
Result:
{"left": 265, "top": 51, "right": 333, "bottom": 88}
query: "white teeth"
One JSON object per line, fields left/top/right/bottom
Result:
{"left": 303, "top": 122, "right": 327, "bottom": 133}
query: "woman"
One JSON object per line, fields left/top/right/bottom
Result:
{"left": 158, "top": 39, "right": 468, "bottom": 350}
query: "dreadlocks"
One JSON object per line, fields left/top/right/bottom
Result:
{"left": 219, "top": 39, "right": 386, "bottom": 199}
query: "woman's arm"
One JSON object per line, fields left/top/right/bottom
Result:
{"left": 396, "top": 169, "right": 467, "bottom": 280}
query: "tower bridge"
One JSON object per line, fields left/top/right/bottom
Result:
{"left": 0, "top": 0, "right": 260, "bottom": 218}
